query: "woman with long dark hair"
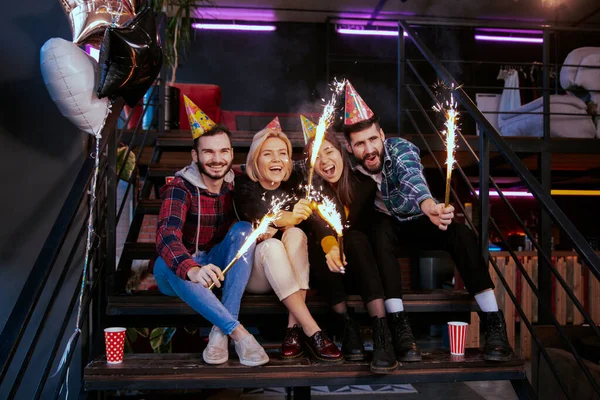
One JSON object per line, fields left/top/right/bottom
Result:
{"left": 305, "top": 133, "right": 402, "bottom": 374}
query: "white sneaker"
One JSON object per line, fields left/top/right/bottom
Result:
{"left": 234, "top": 334, "right": 270, "bottom": 366}
{"left": 202, "top": 326, "right": 229, "bottom": 365}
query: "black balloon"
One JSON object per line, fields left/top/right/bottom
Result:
{"left": 97, "top": 7, "right": 162, "bottom": 107}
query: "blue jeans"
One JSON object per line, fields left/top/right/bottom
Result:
{"left": 153, "top": 221, "right": 255, "bottom": 335}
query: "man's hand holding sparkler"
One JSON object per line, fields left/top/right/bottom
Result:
{"left": 188, "top": 264, "right": 225, "bottom": 288}
{"left": 325, "top": 246, "right": 347, "bottom": 274}
{"left": 421, "top": 199, "right": 455, "bottom": 231}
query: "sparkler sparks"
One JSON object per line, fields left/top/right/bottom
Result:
{"left": 209, "top": 196, "right": 289, "bottom": 290}
{"left": 315, "top": 196, "right": 344, "bottom": 236}
{"left": 433, "top": 82, "right": 460, "bottom": 207}
{"left": 314, "top": 195, "right": 345, "bottom": 268}
{"left": 306, "top": 78, "right": 347, "bottom": 199}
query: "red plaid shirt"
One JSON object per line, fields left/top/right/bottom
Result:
{"left": 155, "top": 173, "right": 235, "bottom": 280}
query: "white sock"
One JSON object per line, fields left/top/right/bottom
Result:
{"left": 475, "top": 290, "right": 499, "bottom": 312}
{"left": 384, "top": 298, "right": 404, "bottom": 313}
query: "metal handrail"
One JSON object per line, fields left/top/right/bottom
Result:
{"left": 0, "top": 126, "right": 113, "bottom": 385}
{"left": 399, "top": 20, "right": 600, "bottom": 396}
{"left": 398, "top": 20, "right": 600, "bottom": 275}
{"left": 0, "top": 100, "right": 123, "bottom": 396}
{"left": 405, "top": 60, "right": 600, "bottom": 336}
{"left": 405, "top": 90, "right": 600, "bottom": 396}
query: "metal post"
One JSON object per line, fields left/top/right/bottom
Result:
{"left": 106, "top": 128, "right": 118, "bottom": 294}
{"left": 397, "top": 21, "right": 405, "bottom": 136}
{"left": 325, "top": 17, "right": 331, "bottom": 83}
{"left": 158, "top": 12, "right": 167, "bottom": 134}
{"left": 538, "top": 29, "right": 553, "bottom": 324}
{"left": 479, "top": 133, "right": 490, "bottom": 265}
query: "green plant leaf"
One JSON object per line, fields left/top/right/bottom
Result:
{"left": 136, "top": 327, "right": 150, "bottom": 338}
{"left": 127, "top": 328, "right": 138, "bottom": 343}
{"left": 184, "top": 327, "right": 199, "bottom": 336}
{"left": 116, "top": 146, "right": 136, "bottom": 181}
{"left": 150, "top": 327, "right": 177, "bottom": 353}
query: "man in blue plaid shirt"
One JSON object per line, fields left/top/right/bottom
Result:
{"left": 342, "top": 82, "right": 512, "bottom": 363}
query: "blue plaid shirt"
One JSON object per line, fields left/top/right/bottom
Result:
{"left": 359, "top": 137, "right": 433, "bottom": 222}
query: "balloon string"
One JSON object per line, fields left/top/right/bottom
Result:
{"left": 110, "top": 1, "right": 124, "bottom": 26}
{"left": 50, "top": 103, "right": 112, "bottom": 396}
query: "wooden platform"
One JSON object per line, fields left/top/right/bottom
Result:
{"left": 84, "top": 348, "right": 526, "bottom": 392}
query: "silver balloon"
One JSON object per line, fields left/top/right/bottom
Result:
{"left": 40, "top": 38, "right": 110, "bottom": 135}
{"left": 59, "top": 0, "right": 144, "bottom": 45}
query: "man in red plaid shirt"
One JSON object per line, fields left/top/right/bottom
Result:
{"left": 153, "top": 98, "right": 269, "bottom": 367}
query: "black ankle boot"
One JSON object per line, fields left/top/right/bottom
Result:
{"left": 481, "top": 310, "right": 512, "bottom": 361}
{"left": 371, "top": 317, "right": 399, "bottom": 374}
{"left": 334, "top": 312, "right": 365, "bottom": 361}
{"left": 388, "top": 312, "right": 422, "bottom": 362}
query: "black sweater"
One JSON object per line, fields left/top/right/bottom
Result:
{"left": 233, "top": 170, "right": 304, "bottom": 223}
{"left": 311, "top": 171, "right": 377, "bottom": 247}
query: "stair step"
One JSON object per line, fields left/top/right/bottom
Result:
{"left": 135, "top": 200, "right": 161, "bottom": 215}
{"left": 107, "top": 290, "right": 477, "bottom": 316}
{"left": 84, "top": 348, "right": 525, "bottom": 392}
{"left": 121, "top": 242, "right": 156, "bottom": 259}
{"left": 156, "top": 130, "right": 343, "bottom": 150}
{"left": 147, "top": 164, "right": 184, "bottom": 178}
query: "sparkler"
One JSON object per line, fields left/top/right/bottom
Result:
{"left": 433, "top": 82, "right": 460, "bottom": 207}
{"left": 315, "top": 196, "right": 346, "bottom": 267}
{"left": 306, "top": 78, "right": 346, "bottom": 199}
{"left": 208, "top": 196, "right": 289, "bottom": 290}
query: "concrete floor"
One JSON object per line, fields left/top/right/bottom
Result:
{"left": 198, "top": 381, "right": 519, "bottom": 399}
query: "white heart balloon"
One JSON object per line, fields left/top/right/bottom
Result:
{"left": 40, "top": 38, "right": 109, "bottom": 136}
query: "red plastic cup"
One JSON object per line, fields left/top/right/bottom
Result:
{"left": 448, "top": 322, "right": 469, "bottom": 356}
{"left": 104, "top": 327, "right": 126, "bottom": 363}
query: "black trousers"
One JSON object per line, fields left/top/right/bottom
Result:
{"left": 370, "top": 212, "right": 494, "bottom": 297}
{"left": 309, "top": 230, "right": 400, "bottom": 307}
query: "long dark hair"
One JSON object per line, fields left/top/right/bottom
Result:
{"left": 305, "top": 133, "right": 356, "bottom": 206}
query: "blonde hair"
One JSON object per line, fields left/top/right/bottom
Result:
{"left": 245, "top": 128, "right": 293, "bottom": 183}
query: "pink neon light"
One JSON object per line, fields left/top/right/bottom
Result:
{"left": 475, "top": 190, "right": 534, "bottom": 197}
{"left": 337, "top": 28, "right": 408, "bottom": 37}
{"left": 192, "top": 23, "right": 276, "bottom": 31}
{"left": 475, "top": 34, "right": 543, "bottom": 44}
{"left": 476, "top": 28, "right": 544, "bottom": 35}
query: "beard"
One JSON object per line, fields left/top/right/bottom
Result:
{"left": 197, "top": 159, "right": 233, "bottom": 180}
{"left": 358, "top": 149, "right": 383, "bottom": 174}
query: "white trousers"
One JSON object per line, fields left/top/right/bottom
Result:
{"left": 245, "top": 227, "right": 310, "bottom": 300}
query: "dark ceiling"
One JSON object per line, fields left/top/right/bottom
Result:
{"left": 192, "top": 0, "right": 600, "bottom": 27}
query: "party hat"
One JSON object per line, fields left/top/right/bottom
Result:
{"left": 300, "top": 115, "right": 317, "bottom": 144}
{"left": 183, "top": 94, "right": 216, "bottom": 139}
{"left": 265, "top": 116, "right": 283, "bottom": 133}
{"left": 344, "top": 81, "right": 374, "bottom": 125}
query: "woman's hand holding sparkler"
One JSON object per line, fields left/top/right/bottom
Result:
{"left": 325, "top": 246, "right": 347, "bottom": 274}
{"left": 421, "top": 199, "right": 455, "bottom": 231}
{"left": 290, "top": 199, "right": 313, "bottom": 225}
{"left": 188, "top": 264, "right": 225, "bottom": 288}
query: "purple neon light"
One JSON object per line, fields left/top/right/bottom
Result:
{"left": 475, "top": 190, "right": 534, "bottom": 197}
{"left": 337, "top": 28, "right": 408, "bottom": 37}
{"left": 475, "top": 28, "right": 543, "bottom": 35}
{"left": 85, "top": 44, "right": 99, "bottom": 61}
{"left": 192, "top": 23, "right": 276, "bottom": 31}
{"left": 475, "top": 34, "right": 543, "bottom": 43}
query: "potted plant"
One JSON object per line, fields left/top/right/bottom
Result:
{"left": 149, "top": 0, "right": 213, "bottom": 130}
